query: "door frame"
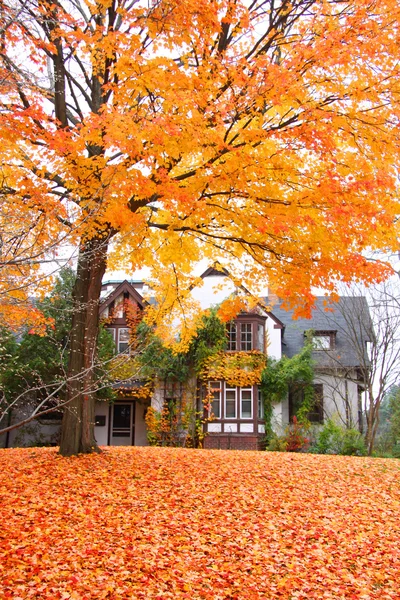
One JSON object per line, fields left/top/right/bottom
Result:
{"left": 108, "top": 401, "right": 135, "bottom": 445}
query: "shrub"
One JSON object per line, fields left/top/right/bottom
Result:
{"left": 267, "top": 434, "right": 288, "bottom": 452}
{"left": 267, "top": 417, "right": 310, "bottom": 453}
{"left": 313, "top": 418, "right": 366, "bottom": 456}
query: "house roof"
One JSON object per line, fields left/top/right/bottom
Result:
{"left": 266, "top": 296, "right": 374, "bottom": 369}
{"left": 99, "top": 280, "right": 146, "bottom": 314}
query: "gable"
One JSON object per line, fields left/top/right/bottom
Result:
{"left": 99, "top": 280, "right": 145, "bottom": 317}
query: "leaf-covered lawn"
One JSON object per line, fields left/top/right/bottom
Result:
{"left": 0, "top": 447, "right": 399, "bottom": 599}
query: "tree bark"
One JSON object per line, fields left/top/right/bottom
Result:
{"left": 59, "top": 237, "right": 108, "bottom": 456}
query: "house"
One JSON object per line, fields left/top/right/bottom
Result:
{"left": 93, "top": 270, "right": 373, "bottom": 450}
{"left": 1, "top": 270, "right": 373, "bottom": 449}
{"left": 270, "top": 296, "right": 373, "bottom": 433}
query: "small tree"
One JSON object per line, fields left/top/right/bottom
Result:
{"left": 0, "top": 268, "right": 116, "bottom": 441}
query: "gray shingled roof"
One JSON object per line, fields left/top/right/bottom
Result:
{"left": 267, "top": 296, "right": 374, "bottom": 369}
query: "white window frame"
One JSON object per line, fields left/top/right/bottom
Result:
{"left": 224, "top": 386, "right": 237, "bottom": 419}
{"left": 240, "top": 387, "right": 253, "bottom": 419}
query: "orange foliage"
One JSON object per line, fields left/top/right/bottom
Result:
{"left": 0, "top": 0, "right": 400, "bottom": 335}
{"left": 1, "top": 447, "right": 400, "bottom": 599}
{"left": 201, "top": 351, "right": 266, "bottom": 387}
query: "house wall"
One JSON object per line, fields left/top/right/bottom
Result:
{"left": 191, "top": 274, "right": 235, "bottom": 309}
{"left": 271, "top": 397, "right": 290, "bottom": 434}
{"left": 94, "top": 399, "right": 149, "bottom": 446}
{"left": 94, "top": 401, "right": 109, "bottom": 445}
{"left": 135, "top": 400, "right": 149, "bottom": 446}
{"left": 265, "top": 316, "right": 282, "bottom": 359}
{"left": 0, "top": 407, "right": 61, "bottom": 448}
{"left": 315, "top": 372, "right": 359, "bottom": 428}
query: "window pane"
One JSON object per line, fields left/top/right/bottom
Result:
{"left": 225, "top": 388, "right": 236, "bottom": 418}
{"left": 312, "top": 335, "right": 331, "bottom": 350}
{"left": 257, "top": 324, "right": 264, "bottom": 351}
{"left": 118, "top": 328, "right": 130, "bottom": 353}
{"left": 241, "top": 401, "right": 252, "bottom": 418}
{"left": 227, "top": 322, "right": 237, "bottom": 351}
{"left": 113, "top": 404, "right": 131, "bottom": 428}
{"left": 226, "top": 401, "right": 236, "bottom": 418}
{"left": 211, "top": 399, "right": 220, "bottom": 418}
{"left": 114, "top": 295, "right": 124, "bottom": 318}
{"left": 241, "top": 389, "right": 252, "bottom": 418}
{"left": 240, "top": 323, "right": 252, "bottom": 351}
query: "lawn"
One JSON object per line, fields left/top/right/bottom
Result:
{"left": 0, "top": 447, "right": 399, "bottom": 599}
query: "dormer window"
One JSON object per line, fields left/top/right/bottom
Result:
{"left": 312, "top": 331, "right": 336, "bottom": 350}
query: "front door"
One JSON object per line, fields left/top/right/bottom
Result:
{"left": 110, "top": 402, "right": 135, "bottom": 446}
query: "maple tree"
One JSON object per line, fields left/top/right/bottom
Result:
{"left": 0, "top": 0, "right": 399, "bottom": 454}
{"left": 1, "top": 446, "right": 400, "bottom": 598}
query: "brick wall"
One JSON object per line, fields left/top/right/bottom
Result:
{"left": 204, "top": 435, "right": 264, "bottom": 451}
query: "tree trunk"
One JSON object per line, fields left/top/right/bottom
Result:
{"left": 364, "top": 387, "right": 379, "bottom": 456}
{"left": 59, "top": 237, "right": 108, "bottom": 456}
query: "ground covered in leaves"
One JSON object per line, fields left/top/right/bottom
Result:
{"left": 0, "top": 447, "right": 399, "bottom": 599}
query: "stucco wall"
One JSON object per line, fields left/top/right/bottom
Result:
{"left": 315, "top": 372, "right": 359, "bottom": 428}
{"left": 265, "top": 315, "right": 282, "bottom": 359}
{"left": 94, "top": 401, "right": 109, "bottom": 446}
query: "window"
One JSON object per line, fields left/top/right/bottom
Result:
{"left": 257, "top": 324, "right": 264, "bottom": 352}
{"left": 225, "top": 387, "right": 237, "bottom": 419}
{"left": 289, "top": 384, "right": 324, "bottom": 423}
{"left": 240, "top": 323, "right": 252, "bottom": 351}
{"left": 240, "top": 388, "right": 253, "bottom": 418}
{"left": 308, "top": 384, "right": 324, "bottom": 423}
{"left": 118, "top": 328, "right": 130, "bottom": 354}
{"left": 312, "top": 331, "right": 335, "bottom": 350}
{"left": 258, "top": 389, "right": 264, "bottom": 419}
{"left": 227, "top": 322, "right": 237, "bottom": 351}
{"left": 114, "top": 295, "right": 124, "bottom": 318}
{"left": 209, "top": 382, "right": 221, "bottom": 419}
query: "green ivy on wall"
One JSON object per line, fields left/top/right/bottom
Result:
{"left": 259, "top": 341, "right": 315, "bottom": 444}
